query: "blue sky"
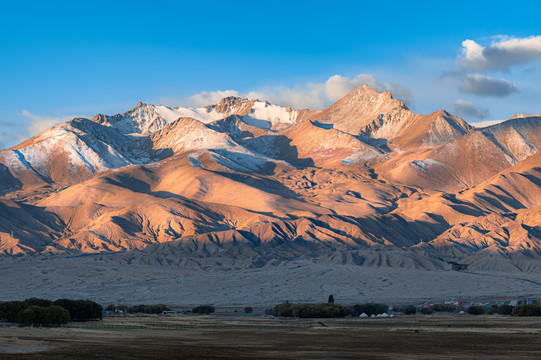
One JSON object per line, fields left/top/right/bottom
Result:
{"left": 2, "top": 0, "right": 541, "bottom": 148}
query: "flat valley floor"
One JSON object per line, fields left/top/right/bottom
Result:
{"left": 1, "top": 314, "right": 541, "bottom": 359}
{"left": 2, "top": 255, "right": 541, "bottom": 305}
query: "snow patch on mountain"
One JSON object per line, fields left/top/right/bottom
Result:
{"left": 154, "top": 105, "right": 224, "bottom": 124}
{"left": 244, "top": 101, "right": 298, "bottom": 131}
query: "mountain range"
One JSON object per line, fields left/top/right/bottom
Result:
{"left": 1, "top": 84, "right": 541, "bottom": 275}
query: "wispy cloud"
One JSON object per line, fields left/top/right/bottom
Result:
{"left": 459, "top": 74, "right": 518, "bottom": 97}
{"left": 459, "top": 36, "right": 541, "bottom": 72}
{"left": 162, "top": 74, "right": 412, "bottom": 110}
{"left": 452, "top": 99, "right": 489, "bottom": 120}
{"left": 21, "top": 110, "right": 73, "bottom": 135}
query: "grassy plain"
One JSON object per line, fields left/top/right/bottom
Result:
{"left": 1, "top": 313, "right": 541, "bottom": 359}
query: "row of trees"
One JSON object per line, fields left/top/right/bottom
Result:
{"left": 266, "top": 301, "right": 541, "bottom": 318}
{"left": 0, "top": 298, "right": 102, "bottom": 325}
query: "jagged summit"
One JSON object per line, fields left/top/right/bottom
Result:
{"left": 343, "top": 84, "right": 409, "bottom": 111}
{"left": 205, "top": 96, "right": 255, "bottom": 116}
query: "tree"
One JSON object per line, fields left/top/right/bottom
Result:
{"left": 328, "top": 295, "right": 335, "bottom": 304}
{"left": 244, "top": 307, "right": 253, "bottom": 314}
{"left": 0, "top": 301, "right": 27, "bottom": 323}
{"left": 468, "top": 306, "right": 486, "bottom": 315}
{"left": 54, "top": 299, "right": 103, "bottom": 322}
{"left": 15, "top": 305, "right": 69, "bottom": 326}
{"left": 24, "top": 298, "right": 53, "bottom": 307}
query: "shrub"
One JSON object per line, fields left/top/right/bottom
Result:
{"left": 270, "top": 303, "right": 295, "bottom": 317}
{"left": 244, "top": 307, "right": 253, "bottom": 314}
{"left": 468, "top": 306, "right": 486, "bottom": 315}
{"left": 54, "top": 299, "right": 103, "bottom": 321}
{"left": 15, "top": 305, "right": 69, "bottom": 326}
{"left": 497, "top": 305, "right": 514, "bottom": 315}
{"left": 420, "top": 307, "right": 434, "bottom": 315}
{"left": 350, "top": 303, "right": 389, "bottom": 317}
{"left": 401, "top": 305, "right": 417, "bottom": 315}
{"left": 192, "top": 305, "right": 215, "bottom": 314}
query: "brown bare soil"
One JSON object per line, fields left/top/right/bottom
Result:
{"left": 1, "top": 314, "right": 541, "bottom": 359}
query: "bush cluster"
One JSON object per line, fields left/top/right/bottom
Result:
{"left": 267, "top": 303, "right": 350, "bottom": 318}
{"left": 192, "top": 305, "right": 215, "bottom": 314}
{"left": 467, "top": 304, "right": 517, "bottom": 316}
{"left": 293, "top": 303, "right": 349, "bottom": 318}
{"left": 512, "top": 304, "right": 541, "bottom": 316}
{"left": 0, "top": 298, "right": 102, "bottom": 325}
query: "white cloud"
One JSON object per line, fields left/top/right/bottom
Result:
{"left": 182, "top": 90, "right": 241, "bottom": 108}
{"left": 21, "top": 110, "right": 73, "bottom": 135}
{"left": 244, "top": 83, "right": 328, "bottom": 110}
{"left": 459, "top": 36, "right": 541, "bottom": 71}
{"left": 164, "top": 74, "right": 412, "bottom": 111}
{"left": 452, "top": 99, "right": 489, "bottom": 120}
{"left": 459, "top": 74, "right": 517, "bottom": 97}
